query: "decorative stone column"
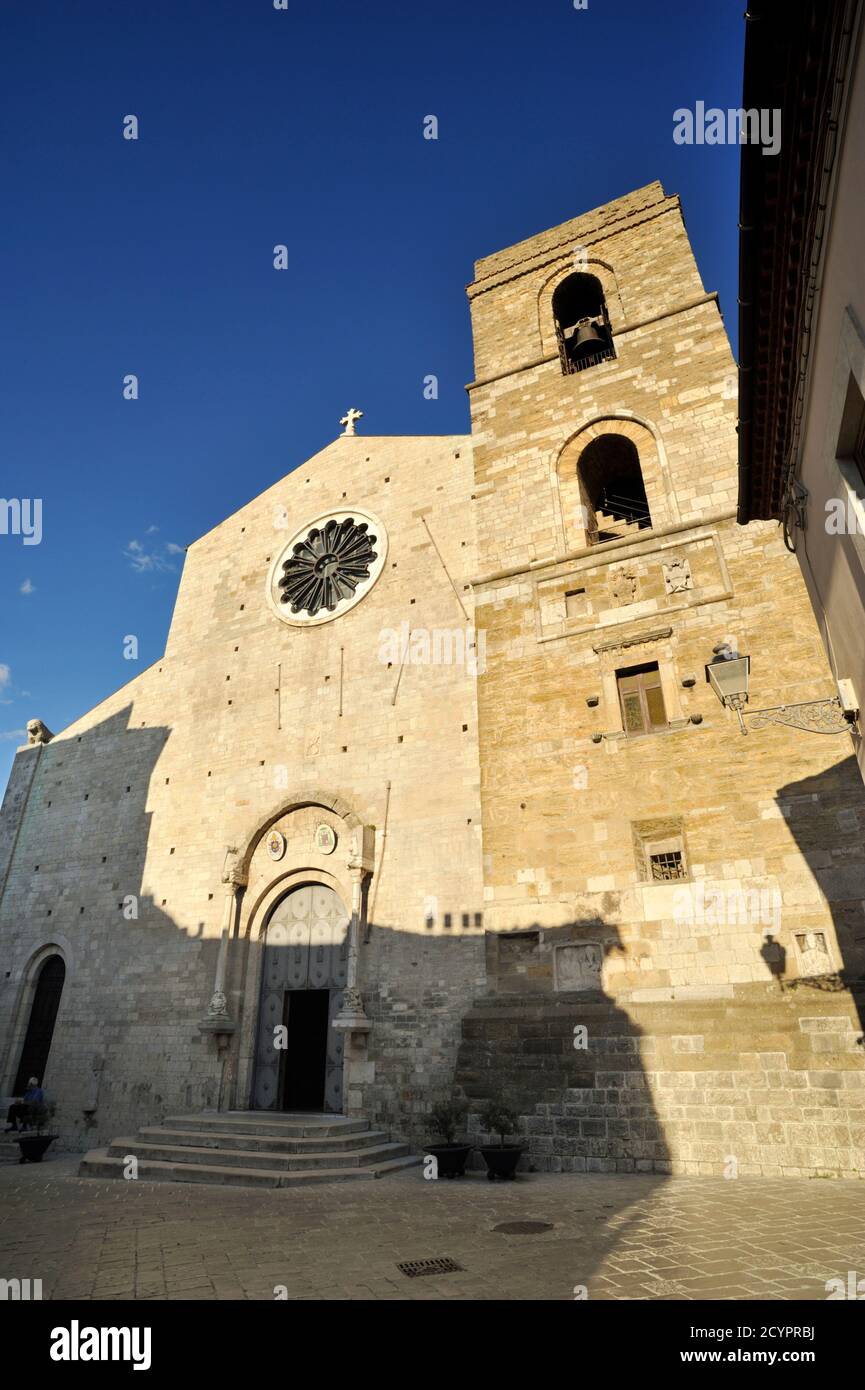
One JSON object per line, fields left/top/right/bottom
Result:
{"left": 333, "top": 825, "right": 375, "bottom": 1040}
{"left": 333, "top": 864, "right": 372, "bottom": 1034}
{"left": 198, "top": 865, "right": 246, "bottom": 1043}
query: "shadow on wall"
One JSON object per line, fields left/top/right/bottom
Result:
{"left": 0, "top": 704, "right": 222, "bottom": 1150}
{"left": 448, "top": 918, "right": 671, "bottom": 1297}
{"left": 773, "top": 753, "right": 865, "bottom": 1032}
{"left": 449, "top": 920, "right": 671, "bottom": 1177}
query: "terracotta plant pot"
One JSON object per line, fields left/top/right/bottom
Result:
{"left": 479, "top": 1144, "right": 523, "bottom": 1180}
{"left": 15, "top": 1133, "right": 57, "bottom": 1164}
{"left": 424, "top": 1143, "right": 473, "bottom": 1179}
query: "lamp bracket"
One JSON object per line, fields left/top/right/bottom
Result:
{"left": 745, "top": 697, "right": 854, "bottom": 735}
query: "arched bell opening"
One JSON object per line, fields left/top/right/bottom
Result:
{"left": 14, "top": 954, "right": 65, "bottom": 1093}
{"left": 578, "top": 434, "right": 652, "bottom": 544}
{"left": 552, "top": 273, "right": 616, "bottom": 375}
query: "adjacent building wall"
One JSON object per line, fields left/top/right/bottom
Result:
{"left": 786, "top": 32, "right": 865, "bottom": 788}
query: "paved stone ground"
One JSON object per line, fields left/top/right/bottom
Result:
{"left": 1, "top": 1155, "right": 865, "bottom": 1300}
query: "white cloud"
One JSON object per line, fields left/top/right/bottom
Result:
{"left": 124, "top": 538, "right": 183, "bottom": 574}
{"left": 20, "top": 578, "right": 35, "bottom": 595}
{"left": 0, "top": 728, "right": 26, "bottom": 742}
{"left": 0, "top": 664, "right": 10, "bottom": 691}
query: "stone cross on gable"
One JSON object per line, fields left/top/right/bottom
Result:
{"left": 340, "top": 407, "right": 363, "bottom": 436}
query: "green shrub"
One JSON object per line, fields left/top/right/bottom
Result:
{"left": 428, "top": 1099, "right": 467, "bottom": 1144}
{"left": 480, "top": 1101, "right": 521, "bottom": 1145}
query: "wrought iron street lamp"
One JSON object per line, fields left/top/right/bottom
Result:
{"left": 705, "top": 643, "right": 751, "bottom": 734}
{"left": 704, "top": 643, "right": 856, "bottom": 736}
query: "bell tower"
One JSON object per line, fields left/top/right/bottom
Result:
{"left": 459, "top": 183, "right": 865, "bottom": 1178}
{"left": 466, "top": 180, "right": 737, "bottom": 578}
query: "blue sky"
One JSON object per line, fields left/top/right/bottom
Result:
{"left": 0, "top": 0, "right": 744, "bottom": 791}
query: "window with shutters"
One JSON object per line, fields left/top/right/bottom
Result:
{"left": 616, "top": 662, "right": 667, "bottom": 736}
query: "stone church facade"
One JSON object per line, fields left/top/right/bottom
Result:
{"left": 3, "top": 182, "right": 865, "bottom": 1177}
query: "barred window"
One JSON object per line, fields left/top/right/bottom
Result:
{"left": 649, "top": 849, "right": 686, "bottom": 881}
{"left": 632, "top": 821, "right": 689, "bottom": 884}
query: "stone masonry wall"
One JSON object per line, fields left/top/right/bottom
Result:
{"left": 456, "top": 986, "right": 865, "bottom": 1178}
{"left": 0, "top": 433, "right": 486, "bottom": 1150}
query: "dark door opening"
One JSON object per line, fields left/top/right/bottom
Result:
{"left": 279, "top": 989, "right": 330, "bottom": 1111}
{"left": 253, "top": 883, "right": 349, "bottom": 1112}
{"left": 15, "top": 955, "right": 65, "bottom": 1093}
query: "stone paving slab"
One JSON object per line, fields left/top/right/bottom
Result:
{"left": 1, "top": 1156, "right": 864, "bottom": 1301}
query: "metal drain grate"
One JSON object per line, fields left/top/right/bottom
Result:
{"left": 493, "top": 1221, "right": 554, "bottom": 1235}
{"left": 397, "top": 1257, "right": 464, "bottom": 1278}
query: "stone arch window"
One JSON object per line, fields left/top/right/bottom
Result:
{"left": 14, "top": 953, "right": 65, "bottom": 1092}
{"left": 578, "top": 434, "right": 652, "bottom": 543}
{"left": 552, "top": 273, "right": 615, "bottom": 375}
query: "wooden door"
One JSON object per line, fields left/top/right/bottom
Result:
{"left": 253, "top": 885, "right": 349, "bottom": 1112}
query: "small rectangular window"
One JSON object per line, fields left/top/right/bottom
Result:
{"left": 565, "top": 587, "right": 587, "bottom": 619}
{"left": 633, "top": 820, "right": 689, "bottom": 883}
{"left": 617, "top": 662, "right": 667, "bottom": 736}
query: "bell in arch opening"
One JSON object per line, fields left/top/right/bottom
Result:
{"left": 552, "top": 272, "right": 615, "bottom": 374}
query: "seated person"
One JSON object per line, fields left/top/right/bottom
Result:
{"left": 5, "top": 1077, "right": 44, "bottom": 1132}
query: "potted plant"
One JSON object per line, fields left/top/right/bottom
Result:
{"left": 423, "top": 1099, "right": 472, "bottom": 1179}
{"left": 14, "top": 1100, "right": 58, "bottom": 1164}
{"left": 478, "top": 1101, "right": 523, "bottom": 1180}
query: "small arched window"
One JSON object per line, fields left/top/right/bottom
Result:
{"left": 578, "top": 434, "right": 652, "bottom": 543}
{"left": 552, "top": 273, "right": 615, "bottom": 375}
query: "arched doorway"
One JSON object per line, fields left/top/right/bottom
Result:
{"left": 252, "top": 884, "right": 349, "bottom": 1113}
{"left": 14, "top": 954, "right": 65, "bottom": 1092}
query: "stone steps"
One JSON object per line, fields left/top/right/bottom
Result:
{"left": 102, "top": 1137, "right": 411, "bottom": 1172}
{"left": 159, "top": 1111, "right": 369, "bottom": 1139}
{"left": 595, "top": 511, "right": 644, "bottom": 535}
{"left": 79, "top": 1111, "right": 420, "bottom": 1188}
{"left": 78, "top": 1151, "right": 419, "bottom": 1188}
{"left": 135, "top": 1125, "right": 393, "bottom": 1154}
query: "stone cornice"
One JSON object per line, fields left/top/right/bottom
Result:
{"left": 467, "top": 195, "right": 675, "bottom": 299}
{"left": 592, "top": 626, "right": 673, "bottom": 655}
{"left": 470, "top": 508, "right": 738, "bottom": 589}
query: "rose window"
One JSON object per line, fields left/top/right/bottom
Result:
{"left": 278, "top": 517, "right": 378, "bottom": 617}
